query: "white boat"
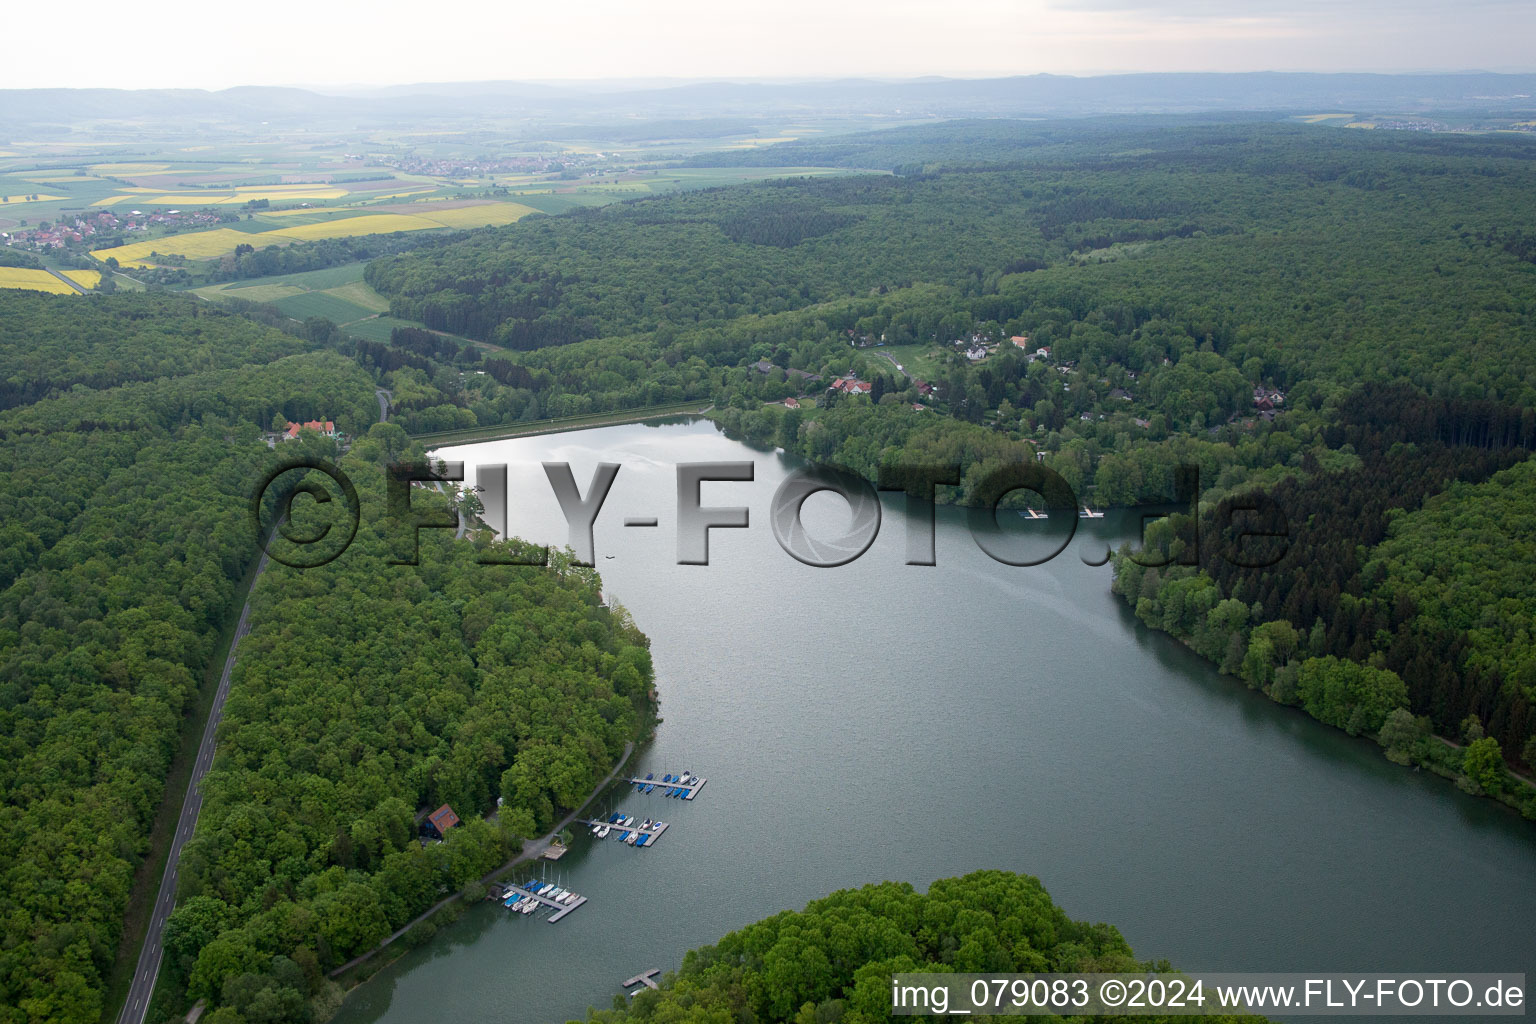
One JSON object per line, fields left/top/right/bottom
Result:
{"left": 563, "top": 892, "right": 578, "bottom": 904}
{"left": 1022, "top": 508, "right": 1049, "bottom": 520}
{"left": 625, "top": 832, "right": 638, "bottom": 845}
{"left": 520, "top": 902, "right": 535, "bottom": 914}
{"left": 1079, "top": 505, "right": 1105, "bottom": 518}
{"left": 598, "top": 826, "right": 610, "bottom": 837}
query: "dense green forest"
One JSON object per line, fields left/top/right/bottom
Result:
{"left": 166, "top": 441, "right": 654, "bottom": 1023}
{"left": 1110, "top": 385, "right": 1536, "bottom": 813}
{"left": 0, "top": 293, "right": 377, "bottom": 1024}
{"left": 588, "top": 870, "right": 1262, "bottom": 1024}
{"left": 359, "top": 121, "right": 1536, "bottom": 459}
{"left": 0, "top": 290, "right": 655, "bottom": 1024}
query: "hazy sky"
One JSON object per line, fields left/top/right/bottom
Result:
{"left": 4, "top": 0, "right": 1531, "bottom": 90}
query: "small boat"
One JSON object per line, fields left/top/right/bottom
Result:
{"left": 598, "top": 826, "right": 610, "bottom": 837}
{"left": 521, "top": 902, "right": 535, "bottom": 914}
{"left": 645, "top": 773, "right": 654, "bottom": 780}
{"left": 635, "top": 834, "right": 649, "bottom": 847}
{"left": 1079, "top": 505, "right": 1105, "bottom": 518}
{"left": 625, "top": 832, "right": 638, "bottom": 845}
{"left": 1020, "top": 508, "right": 1049, "bottom": 520}
{"left": 662, "top": 774, "right": 673, "bottom": 783}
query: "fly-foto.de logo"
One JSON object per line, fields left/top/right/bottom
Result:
{"left": 250, "top": 458, "right": 1290, "bottom": 571}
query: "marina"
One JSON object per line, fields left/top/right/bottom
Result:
{"left": 494, "top": 881, "right": 588, "bottom": 923}
{"left": 626, "top": 771, "right": 706, "bottom": 800}
{"left": 581, "top": 814, "right": 670, "bottom": 847}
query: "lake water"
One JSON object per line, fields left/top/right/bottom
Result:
{"left": 331, "top": 418, "right": 1535, "bottom": 1024}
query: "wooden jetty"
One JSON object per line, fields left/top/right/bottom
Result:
{"left": 623, "top": 969, "right": 661, "bottom": 992}
{"left": 625, "top": 774, "right": 706, "bottom": 800}
{"left": 500, "top": 882, "right": 587, "bottom": 923}
{"left": 580, "top": 818, "right": 669, "bottom": 847}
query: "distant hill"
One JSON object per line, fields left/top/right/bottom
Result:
{"left": 3, "top": 72, "right": 1535, "bottom": 133}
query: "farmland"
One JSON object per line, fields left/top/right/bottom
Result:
{"left": 0, "top": 267, "right": 75, "bottom": 293}
{"left": 89, "top": 203, "right": 537, "bottom": 264}
{"left": 192, "top": 262, "right": 392, "bottom": 325}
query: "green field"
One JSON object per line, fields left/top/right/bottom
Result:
{"left": 193, "top": 262, "right": 389, "bottom": 324}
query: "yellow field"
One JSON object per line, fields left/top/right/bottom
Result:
{"left": 264, "top": 214, "right": 441, "bottom": 240}
{"left": 1, "top": 194, "right": 66, "bottom": 204}
{"left": 91, "top": 228, "right": 263, "bottom": 263}
{"left": 414, "top": 202, "right": 535, "bottom": 228}
{"left": 62, "top": 269, "right": 101, "bottom": 288}
{"left": 1299, "top": 113, "right": 1355, "bottom": 123}
{"left": 90, "top": 203, "right": 534, "bottom": 263}
{"left": 0, "top": 268, "right": 76, "bottom": 294}
{"left": 141, "top": 188, "right": 350, "bottom": 205}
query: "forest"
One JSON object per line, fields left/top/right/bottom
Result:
{"left": 589, "top": 870, "right": 1263, "bottom": 1024}
{"left": 0, "top": 291, "right": 652, "bottom": 1024}
{"left": 1109, "top": 385, "right": 1536, "bottom": 813}
{"left": 0, "top": 292, "right": 378, "bottom": 1024}
{"left": 166, "top": 443, "right": 654, "bottom": 1023}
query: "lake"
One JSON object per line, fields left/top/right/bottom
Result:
{"left": 331, "top": 417, "right": 1536, "bottom": 1024}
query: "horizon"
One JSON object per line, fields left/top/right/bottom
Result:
{"left": 5, "top": 0, "right": 1533, "bottom": 91}
{"left": 7, "top": 67, "right": 1536, "bottom": 96}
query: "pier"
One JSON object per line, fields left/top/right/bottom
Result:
{"left": 499, "top": 882, "right": 587, "bottom": 922}
{"left": 623, "top": 969, "right": 661, "bottom": 993}
{"left": 625, "top": 774, "right": 707, "bottom": 800}
{"left": 581, "top": 817, "right": 669, "bottom": 847}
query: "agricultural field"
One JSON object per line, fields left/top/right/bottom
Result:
{"left": 61, "top": 269, "right": 100, "bottom": 288}
{"left": 0, "top": 267, "right": 76, "bottom": 294}
{"left": 192, "top": 262, "right": 392, "bottom": 326}
{"left": 89, "top": 202, "right": 537, "bottom": 264}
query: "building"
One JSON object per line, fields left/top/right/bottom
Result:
{"left": 422, "top": 804, "right": 460, "bottom": 840}
{"left": 284, "top": 419, "right": 336, "bottom": 440}
{"left": 828, "top": 377, "right": 873, "bottom": 395}
{"left": 783, "top": 397, "right": 800, "bottom": 409}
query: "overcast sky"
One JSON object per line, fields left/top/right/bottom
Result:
{"left": 4, "top": 0, "right": 1531, "bottom": 90}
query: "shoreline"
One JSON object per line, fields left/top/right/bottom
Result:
{"left": 412, "top": 401, "right": 712, "bottom": 448}
{"left": 326, "top": 737, "right": 641, "bottom": 990}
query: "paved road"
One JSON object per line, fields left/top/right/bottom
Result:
{"left": 45, "top": 268, "right": 88, "bottom": 294}
{"left": 875, "top": 350, "right": 911, "bottom": 380}
{"left": 119, "top": 392, "right": 392, "bottom": 1024}
{"left": 116, "top": 552, "right": 269, "bottom": 1024}
{"left": 375, "top": 388, "right": 391, "bottom": 423}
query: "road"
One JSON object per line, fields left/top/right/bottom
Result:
{"left": 45, "top": 268, "right": 88, "bottom": 294}
{"left": 116, "top": 552, "right": 268, "bottom": 1024}
{"left": 875, "top": 350, "right": 911, "bottom": 380}
{"left": 375, "top": 387, "right": 391, "bottom": 423}
{"left": 118, "top": 394, "right": 392, "bottom": 1024}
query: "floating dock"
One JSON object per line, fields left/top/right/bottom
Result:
{"left": 623, "top": 969, "right": 661, "bottom": 993}
{"left": 626, "top": 774, "right": 706, "bottom": 800}
{"left": 499, "top": 882, "right": 587, "bottom": 922}
{"left": 581, "top": 816, "right": 669, "bottom": 847}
